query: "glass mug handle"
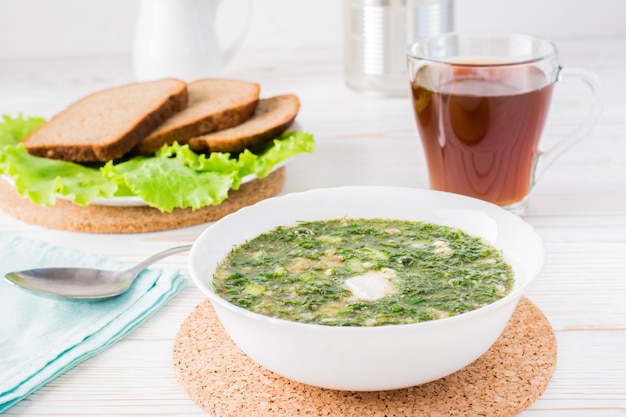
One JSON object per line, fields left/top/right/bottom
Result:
{"left": 533, "top": 67, "right": 604, "bottom": 183}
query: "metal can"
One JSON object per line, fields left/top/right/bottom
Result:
{"left": 344, "top": 0, "right": 454, "bottom": 97}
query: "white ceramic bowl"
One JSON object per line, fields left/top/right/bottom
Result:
{"left": 188, "top": 186, "right": 545, "bottom": 391}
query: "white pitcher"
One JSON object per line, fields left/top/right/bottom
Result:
{"left": 133, "top": 0, "right": 252, "bottom": 82}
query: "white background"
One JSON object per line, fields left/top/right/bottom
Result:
{"left": 0, "top": 0, "right": 625, "bottom": 59}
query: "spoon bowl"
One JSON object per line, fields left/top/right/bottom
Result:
{"left": 4, "top": 244, "right": 192, "bottom": 300}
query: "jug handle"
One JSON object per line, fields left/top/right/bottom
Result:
{"left": 218, "top": 0, "right": 252, "bottom": 65}
{"left": 533, "top": 67, "right": 604, "bottom": 183}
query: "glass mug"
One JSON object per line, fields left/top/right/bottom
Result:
{"left": 407, "top": 33, "right": 603, "bottom": 214}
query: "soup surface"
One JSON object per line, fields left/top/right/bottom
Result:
{"left": 213, "top": 218, "right": 514, "bottom": 326}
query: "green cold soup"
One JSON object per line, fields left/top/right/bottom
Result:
{"left": 212, "top": 218, "right": 514, "bottom": 326}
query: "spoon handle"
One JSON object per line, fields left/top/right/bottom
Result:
{"left": 128, "top": 244, "right": 193, "bottom": 275}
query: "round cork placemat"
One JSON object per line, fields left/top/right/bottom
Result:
{"left": 173, "top": 296, "right": 557, "bottom": 417}
{"left": 0, "top": 167, "right": 285, "bottom": 234}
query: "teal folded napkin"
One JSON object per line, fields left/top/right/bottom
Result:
{"left": 0, "top": 233, "right": 186, "bottom": 412}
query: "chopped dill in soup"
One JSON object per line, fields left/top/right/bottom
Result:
{"left": 212, "top": 218, "right": 514, "bottom": 326}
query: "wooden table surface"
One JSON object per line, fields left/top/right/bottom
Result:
{"left": 1, "top": 37, "right": 625, "bottom": 416}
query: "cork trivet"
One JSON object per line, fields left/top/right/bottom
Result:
{"left": 173, "top": 297, "right": 556, "bottom": 417}
{"left": 0, "top": 167, "right": 285, "bottom": 234}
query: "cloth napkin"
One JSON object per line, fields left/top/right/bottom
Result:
{"left": 0, "top": 233, "right": 186, "bottom": 412}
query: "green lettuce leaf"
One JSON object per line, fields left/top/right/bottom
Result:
{"left": 0, "top": 114, "right": 46, "bottom": 149}
{"left": 0, "top": 115, "right": 315, "bottom": 212}
{"left": 1, "top": 144, "right": 118, "bottom": 206}
{"left": 102, "top": 130, "right": 315, "bottom": 212}
{"left": 102, "top": 154, "right": 235, "bottom": 212}
{"left": 251, "top": 130, "right": 316, "bottom": 177}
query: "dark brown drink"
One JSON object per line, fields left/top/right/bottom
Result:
{"left": 411, "top": 65, "right": 554, "bottom": 207}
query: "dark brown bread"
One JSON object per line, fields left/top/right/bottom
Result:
{"left": 23, "top": 78, "right": 188, "bottom": 162}
{"left": 132, "top": 78, "right": 261, "bottom": 155}
{"left": 188, "top": 94, "right": 300, "bottom": 154}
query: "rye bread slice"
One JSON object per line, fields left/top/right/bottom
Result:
{"left": 23, "top": 78, "right": 188, "bottom": 162}
{"left": 188, "top": 94, "right": 300, "bottom": 154}
{"left": 132, "top": 78, "right": 261, "bottom": 155}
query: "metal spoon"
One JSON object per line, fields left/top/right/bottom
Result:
{"left": 3, "top": 244, "right": 192, "bottom": 300}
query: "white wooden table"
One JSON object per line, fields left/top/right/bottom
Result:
{"left": 1, "top": 37, "right": 625, "bottom": 416}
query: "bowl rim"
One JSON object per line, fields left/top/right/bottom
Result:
{"left": 188, "top": 185, "right": 546, "bottom": 332}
